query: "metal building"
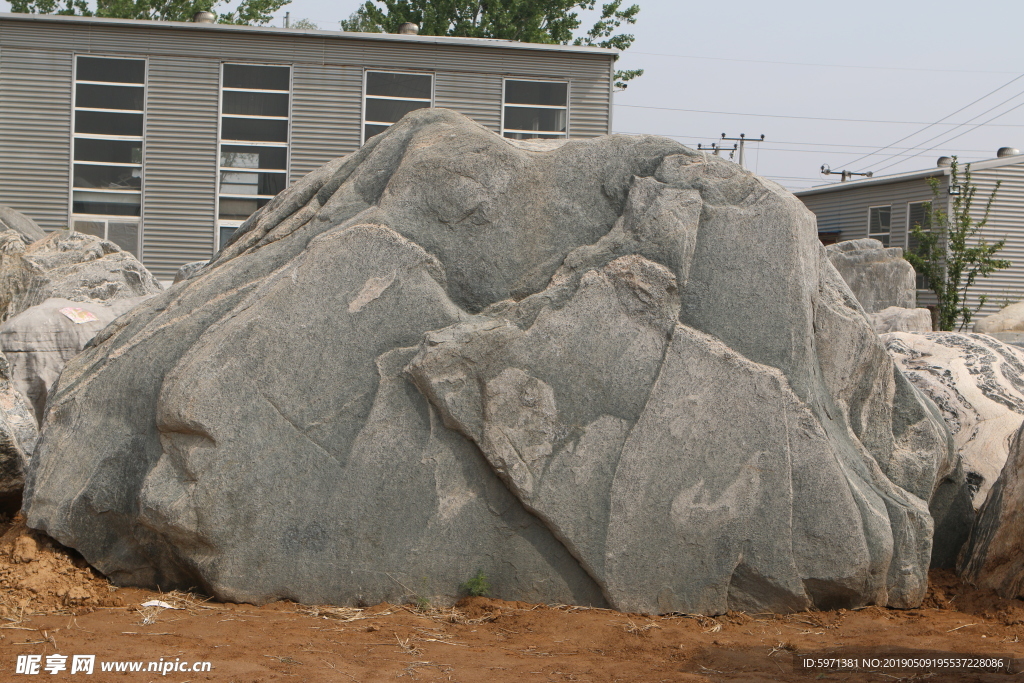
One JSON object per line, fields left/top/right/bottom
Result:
{"left": 796, "top": 149, "right": 1024, "bottom": 318}
{"left": 0, "top": 13, "right": 617, "bottom": 279}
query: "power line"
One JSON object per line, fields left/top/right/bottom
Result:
{"left": 612, "top": 103, "right": 1024, "bottom": 126}
{"left": 625, "top": 51, "right": 1019, "bottom": 76}
{"left": 611, "top": 130, "right": 1002, "bottom": 153}
{"left": 872, "top": 97, "right": 1024, "bottom": 174}
{"left": 847, "top": 76, "right": 1024, "bottom": 171}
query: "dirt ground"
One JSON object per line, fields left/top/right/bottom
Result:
{"left": 0, "top": 518, "right": 1022, "bottom": 682}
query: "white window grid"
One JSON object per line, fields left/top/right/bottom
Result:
{"left": 501, "top": 78, "right": 570, "bottom": 139}
{"left": 69, "top": 55, "right": 147, "bottom": 258}
{"left": 361, "top": 70, "right": 434, "bottom": 144}
{"left": 215, "top": 63, "right": 293, "bottom": 253}
{"left": 867, "top": 205, "right": 891, "bottom": 246}
{"left": 906, "top": 201, "right": 931, "bottom": 248}
{"left": 906, "top": 200, "right": 932, "bottom": 289}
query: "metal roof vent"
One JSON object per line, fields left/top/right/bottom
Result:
{"left": 398, "top": 22, "right": 419, "bottom": 35}
{"left": 192, "top": 11, "right": 216, "bottom": 23}
{"left": 937, "top": 156, "right": 952, "bottom": 167}
{"left": 997, "top": 146, "right": 1020, "bottom": 158}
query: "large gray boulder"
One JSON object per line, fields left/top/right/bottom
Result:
{"left": 0, "top": 230, "right": 162, "bottom": 323}
{"left": 0, "top": 297, "right": 155, "bottom": 423}
{"left": 0, "top": 205, "right": 47, "bottom": 245}
{"left": 24, "top": 109, "right": 953, "bottom": 615}
{"left": 825, "top": 238, "right": 917, "bottom": 313}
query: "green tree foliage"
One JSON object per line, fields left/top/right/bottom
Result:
{"left": 906, "top": 157, "right": 1011, "bottom": 331}
{"left": 345, "top": 0, "right": 643, "bottom": 89}
{"left": 339, "top": 9, "right": 382, "bottom": 32}
{"left": 10, "top": 0, "right": 288, "bottom": 26}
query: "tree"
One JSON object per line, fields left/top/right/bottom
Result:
{"left": 344, "top": 0, "right": 643, "bottom": 89}
{"left": 905, "top": 157, "right": 1011, "bottom": 331}
{"left": 339, "top": 9, "right": 382, "bottom": 32}
{"left": 9, "top": 0, "right": 288, "bottom": 26}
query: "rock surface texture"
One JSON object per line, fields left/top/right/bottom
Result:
{"left": 0, "top": 230, "right": 162, "bottom": 323}
{"left": 825, "top": 238, "right": 917, "bottom": 313}
{"left": 25, "top": 110, "right": 953, "bottom": 615}
{"left": 0, "top": 297, "right": 155, "bottom": 422}
{"left": 870, "top": 306, "right": 933, "bottom": 334}
{"left": 0, "top": 206, "right": 47, "bottom": 245}
{"left": 0, "top": 350, "right": 40, "bottom": 512}
{"left": 958, "top": 421, "right": 1024, "bottom": 598}
{"left": 883, "top": 332, "right": 1024, "bottom": 517}
{"left": 975, "top": 301, "right": 1024, "bottom": 335}
{"left": 173, "top": 261, "right": 207, "bottom": 284}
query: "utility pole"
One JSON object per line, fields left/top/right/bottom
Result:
{"left": 696, "top": 141, "right": 737, "bottom": 158}
{"left": 820, "top": 164, "right": 873, "bottom": 182}
{"left": 717, "top": 133, "right": 764, "bottom": 169}
{"left": 284, "top": 11, "right": 290, "bottom": 28}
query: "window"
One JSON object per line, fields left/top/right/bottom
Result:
{"left": 362, "top": 71, "right": 433, "bottom": 143}
{"left": 868, "top": 205, "right": 891, "bottom": 247}
{"left": 907, "top": 201, "right": 932, "bottom": 289}
{"left": 217, "top": 63, "right": 291, "bottom": 251}
{"left": 502, "top": 79, "right": 568, "bottom": 140}
{"left": 71, "top": 56, "right": 146, "bottom": 256}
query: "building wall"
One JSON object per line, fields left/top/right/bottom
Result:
{"left": 963, "top": 163, "right": 1024, "bottom": 317}
{"left": 799, "top": 176, "right": 942, "bottom": 252}
{"left": 0, "top": 17, "right": 614, "bottom": 279}
{"left": 799, "top": 161, "right": 1024, "bottom": 321}
{"left": 0, "top": 47, "right": 72, "bottom": 232}
{"left": 143, "top": 55, "right": 220, "bottom": 267}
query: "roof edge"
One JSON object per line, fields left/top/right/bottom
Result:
{"left": 0, "top": 12, "right": 619, "bottom": 57}
{"left": 795, "top": 153, "right": 1024, "bottom": 197}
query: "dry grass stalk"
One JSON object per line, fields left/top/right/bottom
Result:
{"left": 696, "top": 615, "right": 722, "bottom": 633}
{"left": 395, "top": 634, "right": 424, "bottom": 656}
{"left": 619, "top": 619, "right": 662, "bottom": 636}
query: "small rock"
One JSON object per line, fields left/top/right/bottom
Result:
{"left": 12, "top": 535, "right": 38, "bottom": 564}
{"left": 825, "top": 238, "right": 917, "bottom": 313}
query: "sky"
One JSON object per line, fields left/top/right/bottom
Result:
{"left": 5, "top": 0, "right": 1023, "bottom": 192}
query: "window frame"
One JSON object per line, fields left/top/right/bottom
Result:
{"left": 361, "top": 69, "right": 435, "bottom": 144}
{"left": 906, "top": 201, "right": 932, "bottom": 249}
{"left": 906, "top": 200, "right": 933, "bottom": 290}
{"left": 867, "top": 204, "right": 892, "bottom": 246}
{"left": 68, "top": 54, "right": 148, "bottom": 258}
{"left": 501, "top": 78, "right": 570, "bottom": 140}
{"left": 215, "top": 62, "right": 293, "bottom": 253}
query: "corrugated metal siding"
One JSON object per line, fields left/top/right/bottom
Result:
{"left": 290, "top": 63, "right": 362, "bottom": 181}
{"left": 798, "top": 163, "right": 1024, "bottom": 323}
{"left": 0, "top": 48, "right": 71, "bottom": 231}
{"left": 959, "top": 163, "right": 1024, "bottom": 318}
{"left": 799, "top": 177, "right": 939, "bottom": 251}
{"left": 2, "top": 17, "right": 614, "bottom": 273}
{"left": 2, "top": 20, "right": 614, "bottom": 81}
{"left": 142, "top": 55, "right": 219, "bottom": 279}
{"left": 435, "top": 71, "right": 502, "bottom": 132}
{"left": 569, "top": 69, "right": 611, "bottom": 139}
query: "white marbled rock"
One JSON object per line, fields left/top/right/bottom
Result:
{"left": 882, "top": 331, "right": 1024, "bottom": 510}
